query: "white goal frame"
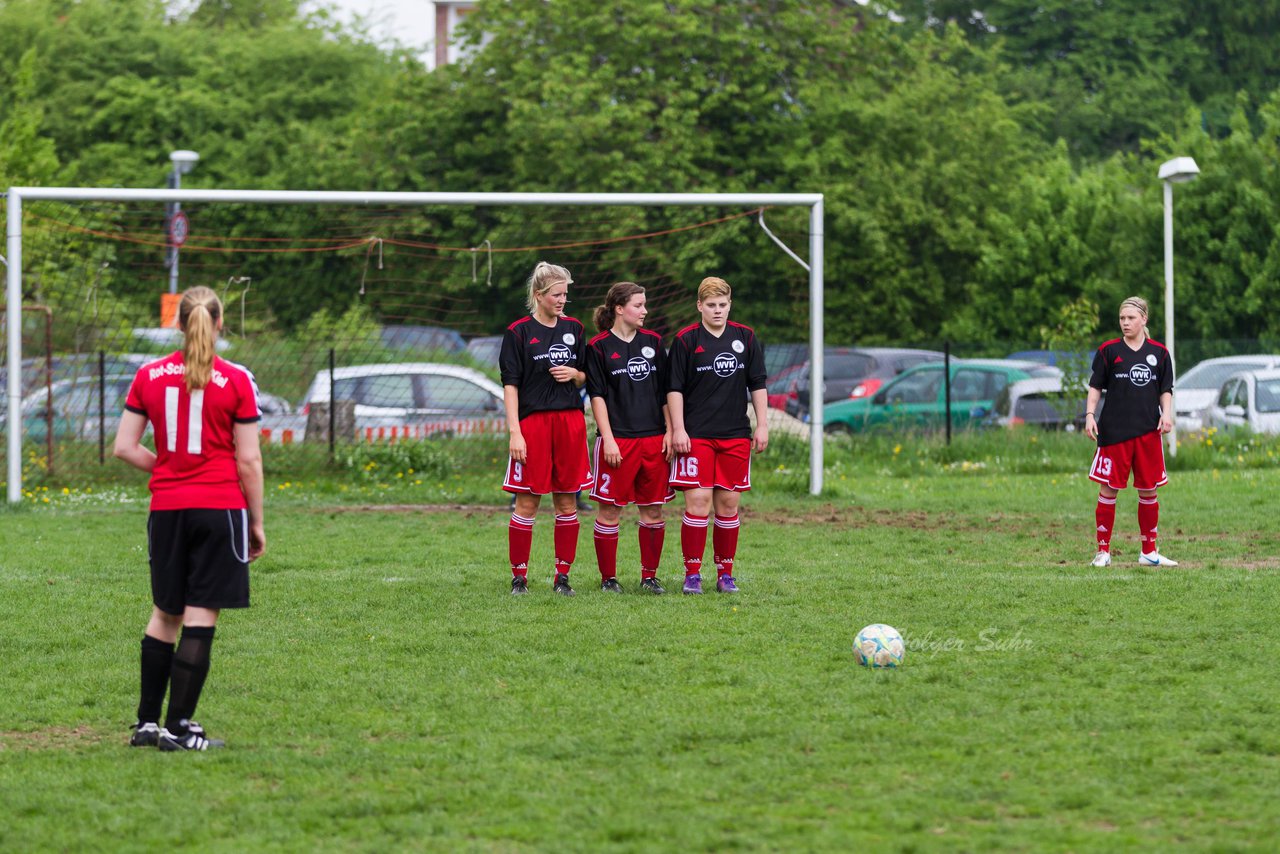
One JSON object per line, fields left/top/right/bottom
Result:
{"left": 6, "top": 188, "right": 825, "bottom": 502}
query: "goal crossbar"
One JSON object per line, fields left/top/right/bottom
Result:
{"left": 5, "top": 188, "right": 825, "bottom": 501}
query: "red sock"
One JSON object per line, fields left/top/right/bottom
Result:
{"left": 509, "top": 512, "right": 534, "bottom": 577}
{"left": 1138, "top": 495, "right": 1159, "bottom": 554}
{"left": 681, "top": 513, "right": 709, "bottom": 576}
{"left": 554, "top": 512, "right": 579, "bottom": 574}
{"left": 638, "top": 521, "right": 665, "bottom": 579}
{"left": 593, "top": 520, "right": 619, "bottom": 580}
{"left": 713, "top": 513, "right": 741, "bottom": 576}
{"left": 1095, "top": 493, "right": 1116, "bottom": 552}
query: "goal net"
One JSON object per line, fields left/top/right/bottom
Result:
{"left": 4, "top": 189, "right": 824, "bottom": 502}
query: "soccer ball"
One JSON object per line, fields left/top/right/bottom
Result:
{"left": 854, "top": 623, "right": 905, "bottom": 668}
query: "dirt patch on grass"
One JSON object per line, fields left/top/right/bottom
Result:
{"left": 311, "top": 504, "right": 497, "bottom": 516}
{"left": 750, "top": 503, "right": 944, "bottom": 530}
{"left": 0, "top": 725, "right": 113, "bottom": 751}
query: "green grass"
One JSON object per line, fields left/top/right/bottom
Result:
{"left": 2, "top": 435, "right": 1279, "bottom": 850}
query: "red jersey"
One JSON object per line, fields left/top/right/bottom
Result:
{"left": 124, "top": 353, "right": 261, "bottom": 511}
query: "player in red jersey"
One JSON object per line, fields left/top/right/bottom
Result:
{"left": 1085, "top": 295, "right": 1176, "bottom": 568}
{"left": 500, "top": 262, "right": 593, "bottom": 596}
{"left": 586, "top": 282, "right": 674, "bottom": 594}
{"left": 667, "top": 277, "right": 768, "bottom": 594}
{"left": 113, "top": 286, "right": 265, "bottom": 751}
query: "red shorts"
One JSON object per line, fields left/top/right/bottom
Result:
{"left": 669, "top": 437, "right": 752, "bottom": 492}
{"left": 1089, "top": 431, "right": 1168, "bottom": 490}
{"left": 503, "top": 409, "right": 593, "bottom": 495}
{"left": 589, "top": 435, "right": 674, "bottom": 507}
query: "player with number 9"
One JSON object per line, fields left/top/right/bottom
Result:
{"left": 500, "top": 262, "right": 593, "bottom": 596}
{"left": 666, "top": 277, "right": 769, "bottom": 594}
{"left": 113, "top": 286, "right": 265, "bottom": 751}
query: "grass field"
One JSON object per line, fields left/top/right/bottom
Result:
{"left": 2, "top": 432, "right": 1279, "bottom": 850}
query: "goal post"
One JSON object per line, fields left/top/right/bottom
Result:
{"left": 5, "top": 188, "right": 825, "bottom": 503}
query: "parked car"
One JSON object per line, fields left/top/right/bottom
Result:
{"left": 379, "top": 325, "right": 467, "bottom": 355}
{"left": 823, "top": 359, "right": 1054, "bottom": 434}
{"left": 763, "top": 343, "right": 809, "bottom": 383}
{"left": 301, "top": 362, "right": 505, "bottom": 438}
{"left": 14, "top": 369, "right": 298, "bottom": 443}
{"left": 766, "top": 363, "right": 807, "bottom": 411}
{"left": 1007, "top": 349, "right": 1092, "bottom": 371}
{"left": 1174, "top": 355, "right": 1280, "bottom": 431}
{"left": 1206, "top": 368, "right": 1280, "bottom": 435}
{"left": 784, "top": 347, "right": 946, "bottom": 420}
{"left": 466, "top": 335, "right": 504, "bottom": 367}
{"left": 985, "top": 376, "right": 1095, "bottom": 431}
{"left": 18, "top": 374, "right": 137, "bottom": 442}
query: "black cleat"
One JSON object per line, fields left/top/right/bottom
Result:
{"left": 640, "top": 577, "right": 666, "bottom": 595}
{"left": 157, "top": 720, "right": 224, "bottom": 751}
{"left": 511, "top": 576, "right": 529, "bottom": 595}
{"left": 130, "top": 721, "right": 160, "bottom": 747}
{"left": 600, "top": 577, "right": 623, "bottom": 593}
{"left": 553, "top": 573, "right": 576, "bottom": 596}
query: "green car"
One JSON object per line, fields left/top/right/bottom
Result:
{"left": 822, "top": 359, "right": 1056, "bottom": 434}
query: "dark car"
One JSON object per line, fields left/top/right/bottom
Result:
{"left": 380, "top": 325, "right": 467, "bottom": 355}
{"left": 785, "top": 347, "right": 945, "bottom": 420}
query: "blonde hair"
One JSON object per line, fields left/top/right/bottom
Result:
{"left": 1119, "top": 295, "right": 1150, "bottom": 339}
{"left": 179, "top": 286, "right": 222, "bottom": 392}
{"left": 525, "top": 261, "right": 572, "bottom": 313}
{"left": 697, "top": 276, "right": 732, "bottom": 302}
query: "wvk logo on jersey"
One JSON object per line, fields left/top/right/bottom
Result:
{"left": 626, "top": 357, "right": 652, "bottom": 381}
{"left": 547, "top": 343, "right": 573, "bottom": 366}
{"left": 1125, "top": 363, "right": 1154, "bottom": 386}
{"left": 713, "top": 353, "right": 739, "bottom": 377}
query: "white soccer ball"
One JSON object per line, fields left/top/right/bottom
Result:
{"left": 854, "top": 623, "right": 905, "bottom": 668}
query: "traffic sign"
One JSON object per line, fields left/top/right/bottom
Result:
{"left": 169, "top": 210, "right": 189, "bottom": 247}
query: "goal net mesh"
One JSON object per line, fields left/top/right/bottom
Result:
{"left": 4, "top": 199, "right": 812, "bottom": 496}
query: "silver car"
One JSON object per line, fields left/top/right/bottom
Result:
{"left": 1207, "top": 368, "right": 1280, "bottom": 435}
{"left": 301, "top": 362, "right": 505, "bottom": 439}
{"left": 1174, "top": 355, "right": 1280, "bottom": 431}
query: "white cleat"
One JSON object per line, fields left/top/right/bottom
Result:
{"left": 1139, "top": 551, "right": 1178, "bottom": 567}
{"left": 1090, "top": 551, "right": 1112, "bottom": 567}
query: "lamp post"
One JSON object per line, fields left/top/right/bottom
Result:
{"left": 1158, "top": 156, "right": 1199, "bottom": 457}
{"left": 167, "top": 149, "right": 199, "bottom": 295}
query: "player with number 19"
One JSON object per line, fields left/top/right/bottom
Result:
{"left": 114, "top": 286, "right": 265, "bottom": 751}
{"left": 667, "top": 277, "right": 769, "bottom": 594}
{"left": 586, "top": 282, "right": 674, "bottom": 594}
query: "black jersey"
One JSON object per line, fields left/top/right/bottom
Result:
{"left": 586, "top": 327, "right": 668, "bottom": 438}
{"left": 499, "top": 315, "right": 587, "bottom": 420}
{"left": 668, "top": 321, "right": 766, "bottom": 439}
{"left": 1089, "top": 337, "right": 1174, "bottom": 446}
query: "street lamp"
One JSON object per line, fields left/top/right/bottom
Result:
{"left": 167, "top": 149, "right": 199, "bottom": 296}
{"left": 1158, "top": 156, "right": 1199, "bottom": 456}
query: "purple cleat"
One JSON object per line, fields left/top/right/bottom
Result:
{"left": 682, "top": 573, "right": 703, "bottom": 595}
{"left": 715, "top": 575, "right": 738, "bottom": 593}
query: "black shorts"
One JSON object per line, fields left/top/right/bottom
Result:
{"left": 148, "top": 509, "right": 251, "bottom": 615}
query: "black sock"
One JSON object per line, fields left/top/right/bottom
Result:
{"left": 137, "top": 634, "right": 174, "bottom": 725}
{"left": 164, "top": 625, "right": 215, "bottom": 733}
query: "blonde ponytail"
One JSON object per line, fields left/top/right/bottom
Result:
{"left": 179, "top": 286, "right": 222, "bottom": 392}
